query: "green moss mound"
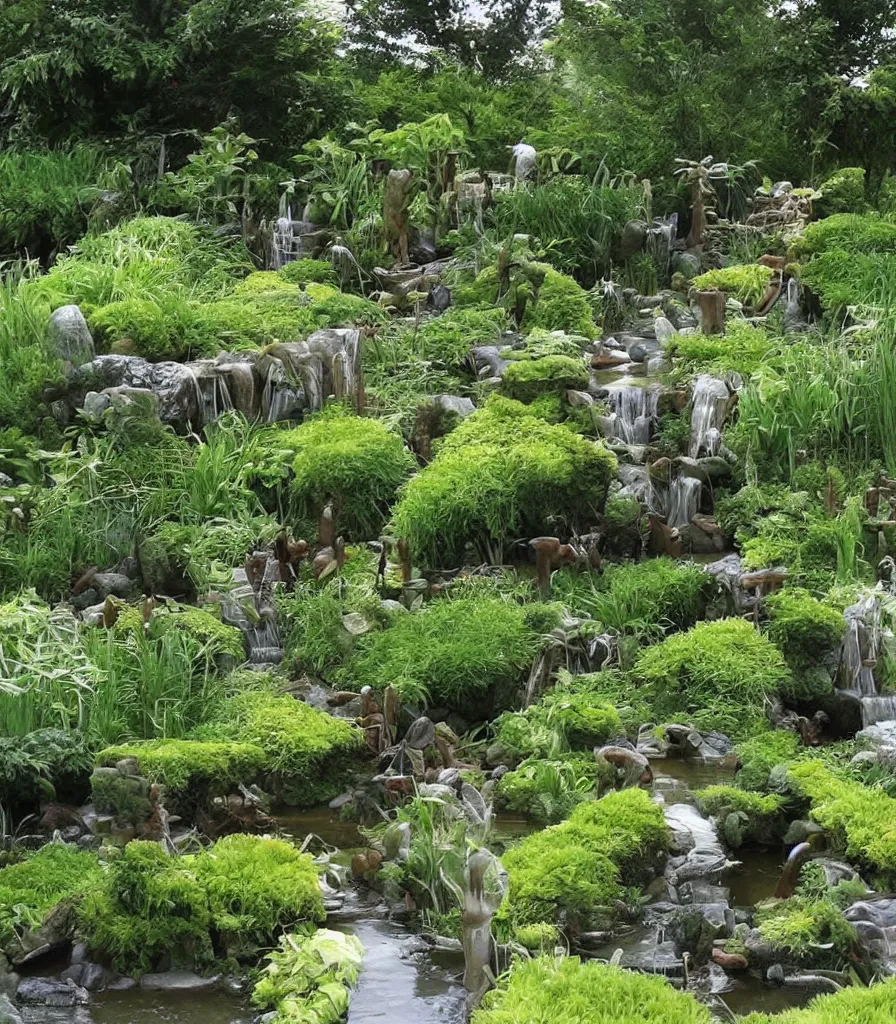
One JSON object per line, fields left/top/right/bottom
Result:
{"left": 392, "top": 396, "right": 617, "bottom": 566}
{"left": 271, "top": 409, "right": 416, "bottom": 539}
{"left": 501, "top": 355, "right": 588, "bottom": 402}
{"left": 473, "top": 957, "right": 710, "bottom": 1024}
{"left": 692, "top": 265, "right": 773, "bottom": 306}
{"left": 754, "top": 896, "right": 856, "bottom": 967}
{"left": 193, "top": 834, "right": 325, "bottom": 952}
{"left": 78, "top": 835, "right": 324, "bottom": 974}
{"left": 347, "top": 594, "right": 538, "bottom": 710}
{"left": 739, "top": 977, "right": 896, "bottom": 1024}
{"left": 631, "top": 618, "right": 791, "bottom": 738}
{"left": 193, "top": 689, "right": 364, "bottom": 806}
{"left": 496, "top": 754, "right": 613, "bottom": 825}
{"left": 696, "top": 786, "right": 786, "bottom": 847}
{"left": 493, "top": 682, "right": 622, "bottom": 761}
{"left": 671, "top": 320, "right": 773, "bottom": 377}
{"left": 766, "top": 588, "right": 843, "bottom": 699}
{"left": 79, "top": 841, "right": 213, "bottom": 975}
{"left": 278, "top": 259, "right": 338, "bottom": 286}
{"left": 415, "top": 305, "right": 508, "bottom": 365}
{"left": 815, "top": 167, "right": 867, "bottom": 217}
{"left": 798, "top": 213, "right": 896, "bottom": 256}
{"left": 0, "top": 844, "right": 102, "bottom": 951}
{"left": 789, "top": 762, "right": 896, "bottom": 882}
{"left": 95, "top": 739, "right": 267, "bottom": 796}
{"left": 499, "top": 788, "right": 668, "bottom": 928}
{"left": 735, "top": 730, "right": 801, "bottom": 790}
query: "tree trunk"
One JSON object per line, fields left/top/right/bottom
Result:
{"left": 696, "top": 289, "right": 726, "bottom": 334}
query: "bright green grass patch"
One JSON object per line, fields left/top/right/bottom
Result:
{"left": 0, "top": 844, "right": 102, "bottom": 951}
{"left": 392, "top": 395, "right": 616, "bottom": 566}
{"left": 789, "top": 762, "right": 896, "bottom": 881}
{"left": 346, "top": 594, "right": 538, "bottom": 710}
{"left": 754, "top": 896, "right": 856, "bottom": 967}
{"left": 739, "top": 976, "right": 896, "bottom": 1024}
{"left": 473, "top": 957, "right": 710, "bottom": 1024}
{"left": 692, "top": 265, "right": 773, "bottom": 306}
{"left": 672, "top": 320, "right": 774, "bottom": 377}
{"left": 499, "top": 788, "right": 668, "bottom": 928}
{"left": 631, "top": 618, "right": 791, "bottom": 738}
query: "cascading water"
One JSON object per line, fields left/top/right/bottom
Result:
{"left": 837, "top": 594, "right": 896, "bottom": 727}
{"left": 689, "top": 375, "right": 730, "bottom": 458}
{"left": 605, "top": 382, "right": 660, "bottom": 445}
{"left": 617, "top": 464, "right": 660, "bottom": 512}
{"left": 666, "top": 476, "right": 702, "bottom": 529}
{"left": 841, "top": 596, "right": 881, "bottom": 697}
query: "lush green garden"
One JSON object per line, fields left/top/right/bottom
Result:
{"left": 3, "top": 1, "right": 896, "bottom": 1022}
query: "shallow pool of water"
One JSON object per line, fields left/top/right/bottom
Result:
{"left": 716, "top": 979, "right": 814, "bottom": 1016}
{"left": 276, "top": 805, "right": 364, "bottom": 848}
{"left": 90, "top": 989, "right": 253, "bottom": 1024}
{"left": 652, "top": 756, "right": 736, "bottom": 793}
{"left": 727, "top": 847, "right": 783, "bottom": 907}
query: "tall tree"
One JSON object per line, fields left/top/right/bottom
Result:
{"left": 346, "top": 0, "right": 553, "bottom": 79}
{"left": 0, "top": 0, "right": 347, "bottom": 154}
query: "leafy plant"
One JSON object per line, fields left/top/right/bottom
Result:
{"left": 692, "top": 264, "right": 774, "bottom": 306}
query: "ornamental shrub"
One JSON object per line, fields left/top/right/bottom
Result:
{"left": 392, "top": 396, "right": 617, "bottom": 566}
{"left": 631, "top": 618, "right": 791, "bottom": 738}
{"left": 0, "top": 728, "right": 92, "bottom": 815}
{"left": 797, "top": 213, "right": 896, "bottom": 256}
{"left": 271, "top": 408, "right": 416, "bottom": 540}
{"left": 346, "top": 594, "right": 538, "bottom": 711}
{"left": 815, "top": 167, "right": 867, "bottom": 217}
{"left": 473, "top": 957, "right": 710, "bottom": 1024}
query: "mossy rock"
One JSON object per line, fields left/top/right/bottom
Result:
{"left": 500, "top": 355, "right": 588, "bottom": 403}
{"left": 191, "top": 689, "right": 365, "bottom": 807}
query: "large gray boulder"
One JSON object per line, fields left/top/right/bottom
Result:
{"left": 48, "top": 306, "right": 95, "bottom": 371}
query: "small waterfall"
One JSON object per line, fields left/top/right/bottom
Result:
{"left": 862, "top": 695, "right": 896, "bottom": 726}
{"left": 689, "top": 375, "right": 730, "bottom": 458}
{"left": 666, "top": 476, "right": 702, "bottom": 529}
{"left": 247, "top": 617, "right": 283, "bottom": 665}
{"left": 218, "top": 361, "right": 257, "bottom": 418}
{"left": 262, "top": 360, "right": 304, "bottom": 423}
{"left": 605, "top": 382, "right": 660, "bottom": 445}
{"left": 617, "top": 464, "right": 661, "bottom": 512}
{"left": 841, "top": 596, "right": 881, "bottom": 697}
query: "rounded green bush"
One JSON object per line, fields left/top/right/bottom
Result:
{"left": 473, "top": 957, "right": 710, "bottom": 1024}
{"left": 347, "top": 594, "right": 538, "bottom": 710}
{"left": 274, "top": 408, "right": 416, "bottom": 539}
{"left": 692, "top": 264, "right": 773, "bottom": 306}
{"left": 631, "top": 617, "right": 791, "bottom": 738}
{"left": 392, "top": 396, "right": 617, "bottom": 566}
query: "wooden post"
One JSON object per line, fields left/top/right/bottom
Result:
{"left": 695, "top": 289, "right": 726, "bottom": 334}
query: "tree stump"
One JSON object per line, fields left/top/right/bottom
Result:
{"left": 695, "top": 288, "right": 726, "bottom": 334}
